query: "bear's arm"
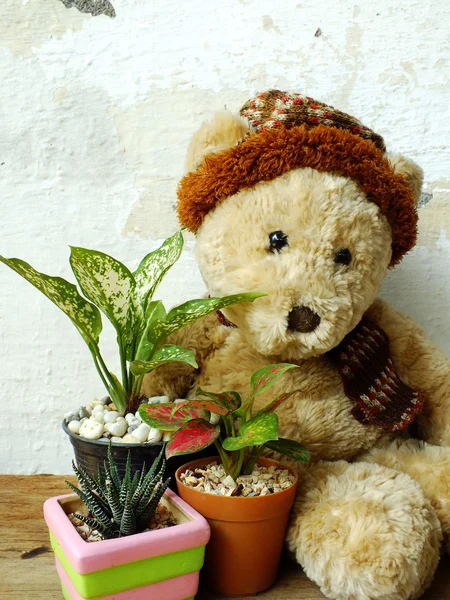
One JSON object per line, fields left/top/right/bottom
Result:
{"left": 366, "top": 298, "right": 450, "bottom": 446}
{"left": 140, "top": 313, "right": 229, "bottom": 400}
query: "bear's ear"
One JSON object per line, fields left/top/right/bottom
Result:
{"left": 388, "top": 153, "right": 424, "bottom": 206}
{"left": 184, "top": 112, "right": 249, "bottom": 173}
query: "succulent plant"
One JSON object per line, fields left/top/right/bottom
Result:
{"left": 65, "top": 444, "right": 170, "bottom": 539}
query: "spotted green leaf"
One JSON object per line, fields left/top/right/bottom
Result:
{"left": 133, "top": 230, "right": 184, "bottom": 313}
{"left": 265, "top": 438, "right": 311, "bottom": 462}
{"left": 166, "top": 419, "right": 220, "bottom": 459}
{"left": 132, "top": 300, "right": 167, "bottom": 362}
{"left": 69, "top": 247, "right": 136, "bottom": 343}
{"left": 148, "top": 292, "right": 265, "bottom": 344}
{"left": 250, "top": 363, "right": 298, "bottom": 398}
{"left": 129, "top": 344, "right": 198, "bottom": 376}
{"left": 222, "top": 413, "right": 279, "bottom": 451}
{"left": 139, "top": 402, "right": 207, "bottom": 431}
{"left": 0, "top": 255, "right": 102, "bottom": 347}
{"left": 195, "top": 388, "right": 242, "bottom": 412}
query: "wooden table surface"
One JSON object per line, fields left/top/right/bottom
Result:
{"left": 0, "top": 475, "right": 448, "bottom": 600}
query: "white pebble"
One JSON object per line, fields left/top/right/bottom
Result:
{"left": 148, "top": 396, "right": 169, "bottom": 404}
{"left": 104, "top": 411, "right": 118, "bottom": 424}
{"left": 92, "top": 404, "right": 105, "bottom": 414}
{"left": 79, "top": 420, "right": 104, "bottom": 440}
{"left": 147, "top": 428, "right": 162, "bottom": 443}
{"left": 122, "top": 434, "right": 140, "bottom": 444}
{"left": 110, "top": 436, "right": 124, "bottom": 443}
{"left": 106, "top": 418, "right": 127, "bottom": 437}
{"left": 133, "top": 423, "right": 150, "bottom": 442}
{"left": 68, "top": 420, "right": 81, "bottom": 434}
{"left": 162, "top": 431, "right": 172, "bottom": 442}
{"left": 209, "top": 412, "right": 220, "bottom": 425}
{"left": 125, "top": 413, "right": 135, "bottom": 424}
{"left": 91, "top": 412, "right": 105, "bottom": 424}
{"left": 174, "top": 398, "right": 185, "bottom": 404}
{"left": 79, "top": 417, "right": 88, "bottom": 424}
{"left": 134, "top": 411, "right": 142, "bottom": 422}
{"left": 223, "top": 475, "right": 236, "bottom": 488}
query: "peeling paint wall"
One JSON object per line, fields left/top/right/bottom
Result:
{"left": 1, "top": 0, "right": 449, "bottom": 474}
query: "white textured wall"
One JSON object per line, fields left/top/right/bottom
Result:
{"left": 1, "top": 0, "right": 449, "bottom": 474}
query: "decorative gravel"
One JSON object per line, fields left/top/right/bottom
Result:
{"left": 68, "top": 503, "right": 177, "bottom": 542}
{"left": 180, "top": 461, "right": 295, "bottom": 497}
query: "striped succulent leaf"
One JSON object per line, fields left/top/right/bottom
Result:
{"left": 67, "top": 443, "right": 169, "bottom": 539}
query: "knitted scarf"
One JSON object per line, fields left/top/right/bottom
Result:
{"left": 217, "top": 312, "right": 424, "bottom": 432}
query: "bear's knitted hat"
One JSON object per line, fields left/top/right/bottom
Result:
{"left": 177, "top": 90, "right": 418, "bottom": 266}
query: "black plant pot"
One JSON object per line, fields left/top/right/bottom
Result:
{"left": 62, "top": 420, "right": 209, "bottom": 492}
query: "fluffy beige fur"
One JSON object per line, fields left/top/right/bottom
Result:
{"left": 142, "top": 111, "right": 450, "bottom": 600}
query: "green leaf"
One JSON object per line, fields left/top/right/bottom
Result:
{"left": 256, "top": 389, "right": 301, "bottom": 416}
{"left": 70, "top": 247, "right": 136, "bottom": 343}
{"left": 130, "top": 344, "right": 198, "bottom": 376}
{"left": 139, "top": 402, "right": 207, "bottom": 431}
{"left": 133, "top": 230, "right": 184, "bottom": 313}
{"left": 166, "top": 419, "right": 220, "bottom": 459}
{"left": 147, "top": 292, "right": 265, "bottom": 345}
{"left": 195, "top": 388, "right": 242, "bottom": 412}
{"left": 0, "top": 256, "right": 102, "bottom": 347}
{"left": 132, "top": 300, "right": 167, "bottom": 362}
{"left": 250, "top": 364, "right": 298, "bottom": 398}
{"left": 222, "top": 413, "right": 279, "bottom": 451}
{"left": 265, "top": 438, "right": 311, "bottom": 463}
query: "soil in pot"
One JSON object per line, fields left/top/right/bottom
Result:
{"left": 68, "top": 503, "right": 179, "bottom": 543}
{"left": 176, "top": 456, "right": 298, "bottom": 596}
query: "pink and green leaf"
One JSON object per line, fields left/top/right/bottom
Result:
{"left": 256, "top": 389, "right": 301, "bottom": 416}
{"left": 250, "top": 363, "right": 298, "bottom": 398}
{"left": 171, "top": 398, "right": 229, "bottom": 417}
{"left": 139, "top": 402, "right": 207, "bottom": 431}
{"left": 166, "top": 419, "right": 220, "bottom": 459}
{"left": 195, "top": 388, "right": 242, "bottom": 412}
{"left": 222, "top": 413, "right": 279, "bottom": 451}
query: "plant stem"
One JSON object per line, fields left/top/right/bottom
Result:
{"left": 91, "top": 346, "right": 126, "bottom": 413}
{"left": 118, "top": 335, "right": 129, "bottom": 397}
{"left": 242, "top": 445, "right": 265, "bottom": 475}
{"left": 214, "top": 441, "right": 232, "bottom": 474}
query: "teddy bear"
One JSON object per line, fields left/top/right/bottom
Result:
{"left": 142, "top": 90, "right": 450, "bottom": 600}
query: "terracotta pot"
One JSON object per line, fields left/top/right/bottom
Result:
{"left": 175, "top": 456, "right": 298, "bottom": 596}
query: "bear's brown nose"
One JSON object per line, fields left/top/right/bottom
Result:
{"left": 287, "top": 306, "right": 321, "bottom": 333}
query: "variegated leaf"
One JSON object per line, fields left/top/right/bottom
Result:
{"left": 166, "top": 419, "right": 220, "bottom": 459}
{"left": 148, "top": 292, "right": 265, "bottom": 344}
{"left": 70, "top": 247, "right": 136, "bottom": 342}
{"left": 133, "top": 230, "right": 184, "bottom": 312}
{"left": 171, "top": 398, "right": 229, "bottom": 417}
{"left": 139, "top": 402, "right": 207, "bottom": 431}
{"left": 195, "top": 388, "right": 242, "bottom": 412}
{"left": 256, "top": 389, "right": 301, "bottom": 416}
{"left": 265, "top": 438, "right": 311, "bottom": 462}
{"left": 132, "top": 300, "right": 167, "bottom": 362}
{"left": 130, "top": 344, "right": 198, "bottom": 376}
{"left": 250, "top": 363, "right": 298, "bottom": 398}
{"left": 0, "top": 256, "right": 102, "bottom": 346}
{"left": 222, "top": 413, "right": 278, "bottom": 451}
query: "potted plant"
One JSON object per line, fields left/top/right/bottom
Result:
{"left": 0, "top": 230, "right": 262, "bottom": 478}
{"left": 44, "top": 444, "right": 210, "bottom": 600}
{"left": 139, "top": 363, "right": 311, "bottom": 596}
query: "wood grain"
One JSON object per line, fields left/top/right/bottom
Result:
{"left": 0, "top": 475, "right": 448, "bottom": 599}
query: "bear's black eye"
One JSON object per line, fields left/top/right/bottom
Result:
{"left": 334, "top": 248, "right": 352, "bottom": 265}
{"left": 269, "top": 231, "right": 289, "bottom": 253}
